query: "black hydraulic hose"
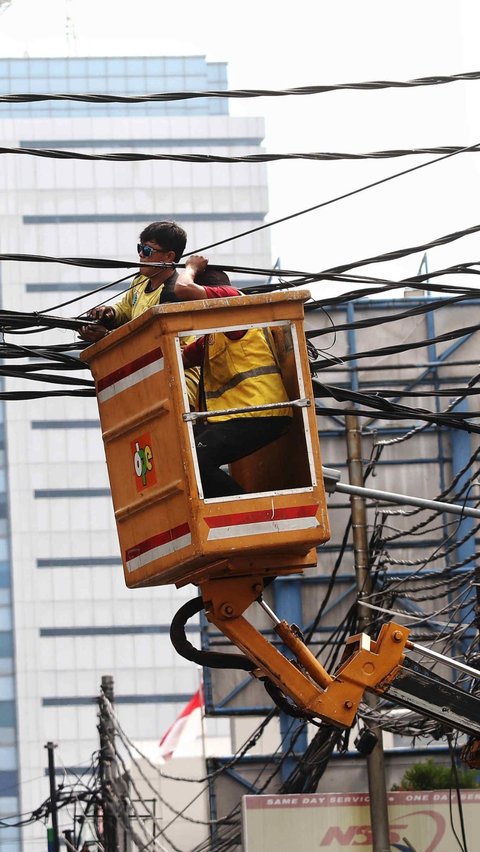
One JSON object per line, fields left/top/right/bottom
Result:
{"left": 171, "top": 595, "right": 316, "bottom": 716}
{"left": 170, "top": 595, "right": 256, "bottom": 671}
{"left": 262, "top": 677, "right": 313, "bottom": 720}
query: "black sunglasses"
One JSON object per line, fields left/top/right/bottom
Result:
{"left": 137, "top": 243, "right": 167, "bottom": 258}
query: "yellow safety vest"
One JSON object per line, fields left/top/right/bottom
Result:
{"left": 112, "top": 274, "right": 173, "bottom": 324}
{"left": 203, "top": 328, "right": 291, "bottom": 422}
{"left": 112, "top": 274, "right": 199, "bottom": 408}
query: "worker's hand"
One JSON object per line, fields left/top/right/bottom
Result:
{"left": 78, "top": 305, "right": 115, "bottom": 342}
{"left": 78, "top": 323, "right": 110, "bottom": 342}
{"left": 186, "top": 255, "right": 208, "bottom": 276}
{"left": 86, "top": 305, "right": 115, "bottom": 324}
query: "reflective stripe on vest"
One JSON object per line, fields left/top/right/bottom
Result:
{"left": 205, "top": 363, "right": 281, "bottom": 400}
{"left": 202, "top": 327, "right": 291, "bottom": 420}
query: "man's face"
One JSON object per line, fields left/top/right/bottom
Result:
{"left": 137, "top": 241, "right": 175, "bottom": 279}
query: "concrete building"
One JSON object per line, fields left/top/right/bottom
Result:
{"left": 0, "top": 54, "right": 272, "bottom": 850}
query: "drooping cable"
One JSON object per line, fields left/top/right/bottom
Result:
{"left": 2, "top": 69, "right": 480, "bottom": 104}
{"left": 1, "top": 143, "right": 480, "bottom": 164}
{"left": 189, "top": 140, "right": 480, "bottom": 255}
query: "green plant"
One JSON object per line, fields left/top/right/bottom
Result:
{"left": 392, "top": 759, "right": 480, "bottom": 791}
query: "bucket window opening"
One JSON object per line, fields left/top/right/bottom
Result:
{"left": 176, "top": 318, "right": 317, "bottom": 503}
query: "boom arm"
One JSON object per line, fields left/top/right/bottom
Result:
{"left": 173, "top": 574, "right": 480, "bottom": 739}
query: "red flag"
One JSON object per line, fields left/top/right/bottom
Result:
{"left": 159, "top": 686, "right": 204, "bottom": 760}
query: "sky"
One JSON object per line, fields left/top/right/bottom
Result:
{"left": 1, "top": 0, "right": 480, "bottom": 289}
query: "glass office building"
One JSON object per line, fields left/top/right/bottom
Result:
{"left": 0, "top": 55, "right": 229, "bottom": 116}
{"left": 0, "top": 54, "right": 271, "bottom": 850}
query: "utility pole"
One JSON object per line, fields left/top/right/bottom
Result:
{"left": 98, "top": 675, "right": 119, "bottom": 852}
{"left": 45, "top": 741, "right": 60, "bottom": 852}
{"left": 345, "top": 414, "right": 391, "bottom": 852}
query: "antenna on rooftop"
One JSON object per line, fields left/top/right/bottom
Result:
{"left": 65, "top": 0, "right": 77, "bottom": 54}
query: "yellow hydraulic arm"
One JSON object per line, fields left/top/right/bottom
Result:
{"left": 197, "top": 572, "right": 409, "bottom": 728}
{"left": 171, "top": 572, "right": 480, "bottom": 740}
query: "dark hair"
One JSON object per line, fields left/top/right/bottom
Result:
{"left": 139, "top": 221, "right": 187, "bottom": 262}
{"left": 195, "top": 268, "right": 231, "bottom": 287}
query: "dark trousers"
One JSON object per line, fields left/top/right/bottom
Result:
{"left": 194, "top": 416, "right": 291, "bottom": 498}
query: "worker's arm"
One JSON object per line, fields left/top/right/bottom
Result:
{"left": 173, "top": 256, "right": 240, "bottom": 301}
{"left": 173, "top": 256, "right": 211, "bottom": 300}
{"left": 174, "top": 256, "right": 245, "bottom": 343}
{"left": 79, "top": 278, "right": 142, "bottom": 341}
{"left": 182, "top": 336, "right": 206, "bottom": 368}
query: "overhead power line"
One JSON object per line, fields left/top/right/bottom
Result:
{"left": 3, "top": 219, "right": 480, "bottom": 284}
{"left": 324, "top": 221, "right": 480, "bottom": 276}
{"left": 189, "top": 140, "right": 480, "bottom": 256}
{"left": 1, "top": 70, "right": 480, "bottom": 104}
{"left": 1, "top": 144, "right": 479, "bottom": 164}
{"left": 0, "top": 145, "right": 476, "bottom": 273}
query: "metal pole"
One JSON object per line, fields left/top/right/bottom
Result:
{"left": 322, "top": 467, "right": 480, "bottom": 520}
{"left": 450, "top": 403, "right": 476, "bottom": 546}
{"left": 407, "top": 641, "right": 480, "bottom": 679}
{"left": 345, "top": 414, "right": 391, "bottom": 852}
{"left": 99, "top": 675, "right": 119, "bottom": 852}
{"left": 449, "top": 400, "right": 477, "bottom": 653}
{"left": 335, "top": 482, "right": 480, "bottom": 520}
{"left": 45, "top": 741, "right": 60, "bottom": 852}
